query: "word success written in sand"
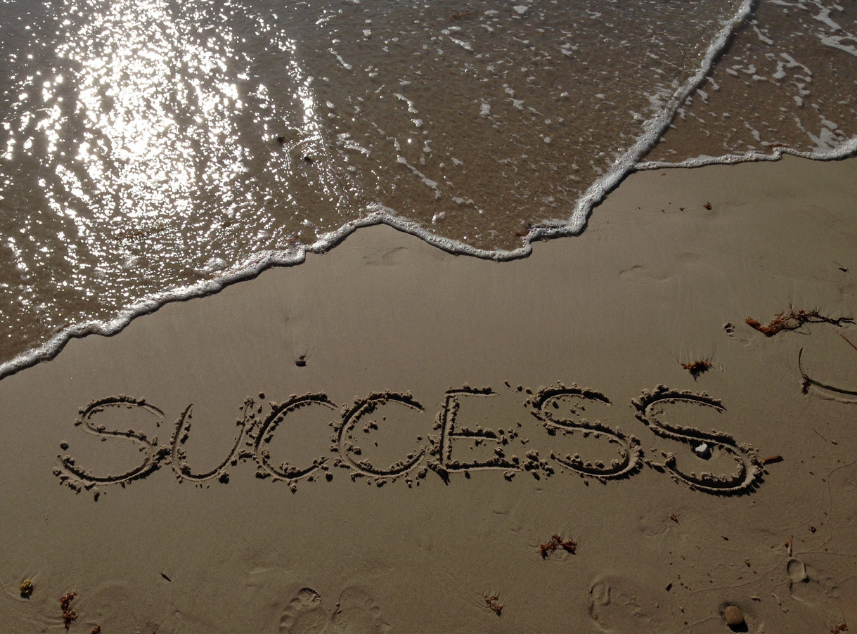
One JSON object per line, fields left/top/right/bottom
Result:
{"left": 55, "top": 384, "right": 767, "bottom": 498}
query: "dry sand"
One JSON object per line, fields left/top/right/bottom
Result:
{"left": 1, "top": 155, "right": 856, "bottom": 633}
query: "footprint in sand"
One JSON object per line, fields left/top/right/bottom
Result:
{"left": 787, "top": 559, "right": 840, "bottom": 607}
{"left": 280, "top": 588, "right": 330, "bottom": 634}
{"left": 333, "top": 588, "right": 391, "bottom": 634}
{"left": 588, "top": 578, "right": 660, "bottom": 633}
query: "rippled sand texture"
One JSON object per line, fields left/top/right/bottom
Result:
{"left": 645, "top": 0, "right": 857, "bottom": 164}
{"left": 0, "top": 0, "right": 741, "bottom": 365}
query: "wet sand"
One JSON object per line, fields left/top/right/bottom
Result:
{"left": 1, "top": 155, "right": 856, "bottom": 633}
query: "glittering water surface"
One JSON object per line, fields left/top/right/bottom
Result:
{"left": 0, "top": 0, "right": 855, "bottom": 373}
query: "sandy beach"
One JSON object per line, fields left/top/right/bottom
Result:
{"left": 1, "top": 155, "right": 856, "bottom": 633}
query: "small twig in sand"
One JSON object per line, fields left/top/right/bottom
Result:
{"left": 839, "top": 333, "right": 857, "bottom": 354}
{"left": 746, "top": 307, "right": 853, "bottom": 337}
{"left": 680, "top": 359, "right": 713, "bottom": 379}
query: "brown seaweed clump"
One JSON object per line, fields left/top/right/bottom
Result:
{"left": 484, "top": 594, "right": 503, "bottom": 616}
{"left": 539, "top": 533, "right": 577, "bottom": 558}
{"left": 745, "top": 307, "right": 853, "bottom": 337}
{"left": 60, "top": 592, "right": 77, "bottom": 629}
{"left": 681, "top": 359, "right": 713, "bottom": 379}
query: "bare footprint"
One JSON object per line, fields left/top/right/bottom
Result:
{"left": 280, "top": 588, "right": 330, "bottom": 634}
{"left": 588, "top": 578, "right": 659, "bottom": 633}
{"left": 332, "top": 588, "right": 391, "bottom": 634}
{"left": 788, "top": 559, "right": 840, "bottom": 608}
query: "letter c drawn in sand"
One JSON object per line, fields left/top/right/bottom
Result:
{"left": 253, "top": 393, "right": 338, "bottom": 485}
{"left": 335, "top": 392, "right": 427, "bottom": 484}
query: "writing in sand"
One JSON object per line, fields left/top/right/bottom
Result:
{"left": 55, "top": 383, "right": 768, "bottom": 499}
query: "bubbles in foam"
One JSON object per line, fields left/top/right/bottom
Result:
{"left": 642, "top": 0, "right": 857, "bottom": 167}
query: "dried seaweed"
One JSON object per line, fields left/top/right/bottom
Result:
{"left": 680, "top": 359, "right": 712, "bottom": 379}
{"left": 484, "top": 594, "right": 503, "bottom": 616}
{"left": 60, "top": 592, "right": 77, "bottom": 629}
{"left": 746, "top": 307, "right": 853, "bottom": 337}
{"left": 539, "top": 534, "right": 577, "bottom": 558}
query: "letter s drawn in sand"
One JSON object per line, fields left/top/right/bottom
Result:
{"left": 54, "top": 395, "right": 169, "bottom": 493}
{"left": 632, "top": 386, "right": 762, "bottom": 495}
{"left": 529, "top": 384, "right": 642, "bottom": 481}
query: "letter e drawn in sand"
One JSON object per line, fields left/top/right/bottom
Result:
{"left": 433, "top": 387, "right": 519, "bottom": 480}
{"left": 632, "top": 386, "right": 763, "bottom": 495}
{"left": 529, "top": 384, "right": 642, "bottom": 482}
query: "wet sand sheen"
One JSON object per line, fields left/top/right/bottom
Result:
{"left": 0, "top": 156, "right": 856, "bottom": 632}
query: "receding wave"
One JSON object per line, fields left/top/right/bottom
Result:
{"left": 0, "top": 0, "right": 854, "bottom": 380}
{"left": 640, "top": 0, "right": 857, "bottom": 168}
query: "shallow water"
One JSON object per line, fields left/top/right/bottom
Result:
{"left": 0, "top": 0, "right": 855, "bottom": 377}
{"left": 643, "top": 0, "right": 857, "bottom": 166}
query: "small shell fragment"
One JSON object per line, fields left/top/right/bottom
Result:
{"left": 693, "top": 443, "right": 711, "bottom": 458}
{"left": 20, "top": 579, "right": 33, "bottom": 598}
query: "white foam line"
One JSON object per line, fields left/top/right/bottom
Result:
{"left": 555, "top": 0, "right": 757, "bottom": 237}
{"left": 636, "top": 136, "right": 857, "bottom": 170}
{"left": 0, "top": 0, "right": 771, "bottom": 383}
